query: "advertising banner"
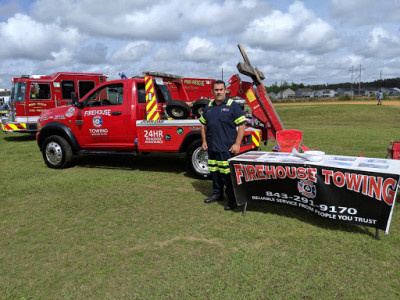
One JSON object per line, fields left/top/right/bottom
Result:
{"left": 230, "top": 152, "right": 400, "bottom": 234}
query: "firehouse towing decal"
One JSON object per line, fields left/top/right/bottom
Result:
{"left": 233, "top": 164, "right": 398, "bottom": 205}
{"left": 89, "top": 116, "right": 108, "bottom": 136}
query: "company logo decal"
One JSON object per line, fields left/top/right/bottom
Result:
{"left": 298, "top": 180, "right": 317, "bottom": 199}
{"left": 93, "top": 116, "right": 103, "bottom": 128}
{"left": 65, "top": 107, "right": 76, "bottom": 118}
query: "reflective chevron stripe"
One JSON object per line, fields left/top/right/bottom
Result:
{"left": 145, "top": 76, "right": 161, "bottom": 121}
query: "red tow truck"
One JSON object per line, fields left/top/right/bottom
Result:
{"left": 36, "top": 45, "right": 284, "bottom": 178}
{"left": 1, "top": 72, "right": 107, "bottom": 133}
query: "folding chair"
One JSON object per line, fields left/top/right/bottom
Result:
{"left": 387, "top": 141, "right": 400, "bottom": 160}
{"left": 275, "top": 129, "right": 310, "bottom": 153}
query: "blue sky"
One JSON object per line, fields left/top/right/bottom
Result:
{"left": 0, "top": 0, "right": 399, "bottom": 88}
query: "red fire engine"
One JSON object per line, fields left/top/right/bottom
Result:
{"left": 1, "top": 72, "right": 107, "bottom": 133}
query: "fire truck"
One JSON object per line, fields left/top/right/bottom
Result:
{"left": 36, "top": 45, "right": 284, "bottom": 178}
{"left": 1, "top": 72, "right": 107, "bottom": 133}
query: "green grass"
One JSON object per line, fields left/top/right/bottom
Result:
{"left": 1, "top": 103, "right": 400, "bottom": 299}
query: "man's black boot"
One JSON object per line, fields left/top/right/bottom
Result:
{"left": 224, "top": 202, "right": 238, "bottom": 211}
{"left": 204, "top": 194, "right": 223, "bottom": 204}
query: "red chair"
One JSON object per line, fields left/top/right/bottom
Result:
{"left": 387, "top": 142, "right": 400, "bottom": 160}
{"left": 275, "top": 129, "right": 310, "bottom": 153}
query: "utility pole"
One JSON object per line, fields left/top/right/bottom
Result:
{"left": 349, "top": 65, "right": 354, "bottom": 99}
{"left": 358, "top": 64, "right": 364, "bottom": 98}
{"left": 359, "top": 64, "right": 361, "bottom": 97}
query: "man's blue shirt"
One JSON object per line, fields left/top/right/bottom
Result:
{"left": 200, "top": 97, "right": 245, "bottom": 152}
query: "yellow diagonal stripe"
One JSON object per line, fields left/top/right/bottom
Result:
{"left": 252, "top": 132, "right": 260, "bottom": 147}
{"left": 246, "top": 89, "right": 256, "bottom": 102}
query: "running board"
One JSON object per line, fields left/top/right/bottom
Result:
{"left": 78, "top": 150, "right": 137, "bottom": 156}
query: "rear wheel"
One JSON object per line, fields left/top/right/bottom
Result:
{"left": 186, "top": 139, "right": 210, "bottom": 179}
{"left": 42, "top": 135, "right": 73, "bottom": 169}
{"left": 166, "top": 100, "right": 191, "bottom": 119}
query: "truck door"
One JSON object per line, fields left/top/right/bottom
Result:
{"left": 74, "top": 82, "right": 129, "bottom": 149}
{"left": 27, "top": 81, "right": 52, "bottom": 117}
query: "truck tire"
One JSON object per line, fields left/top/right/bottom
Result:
{"left": 166, "top": 100, "right": 191, "bottom": 119}
{"left": 192, "top": 99, "right": 209, "bottom": 118}
{"left": 186, "top": 139, "right": 210, "bottom": 179}
{"left": 42, "top": 135, "right": 73, "bottom": 169}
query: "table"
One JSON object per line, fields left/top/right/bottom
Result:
{"left": 229, "top": 152, "right": 400, "bottom": 234}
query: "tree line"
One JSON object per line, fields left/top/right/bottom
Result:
{"left": 265, "top": 77, "right": 400, "bottom": 93}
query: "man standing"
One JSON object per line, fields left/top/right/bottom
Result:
{"left": 200, "top": 80, "right": 246, "bottom": 211}
{"left": 377, "top": 91, "right": 383, "bottom": 105}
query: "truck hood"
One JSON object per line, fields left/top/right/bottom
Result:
{"left": 39, "top": 105, "right": 77, "bottom": 122}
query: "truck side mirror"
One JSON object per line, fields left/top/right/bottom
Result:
{"left": 71, "top": 92, "right": 82, "bottom": 108}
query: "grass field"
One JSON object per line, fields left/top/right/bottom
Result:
{"left": 1, "top": 102, "right": 400, "bottom": 299}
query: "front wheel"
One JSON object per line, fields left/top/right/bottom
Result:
{"left": 185, "top": 139, "right": 210, "bottom": 179}
{"left": 42, "top": 135, "right": 73, "bottom": 169}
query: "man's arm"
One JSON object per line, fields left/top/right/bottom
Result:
{"left": 230, "top": 123, "right": 245, "bottom": 154}
{"left": 201, "top": 124, "right": 208, "bottom": 150}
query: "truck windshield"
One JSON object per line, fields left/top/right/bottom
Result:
{"left": 10, "top": 82, "right": 27, "bottom": 103}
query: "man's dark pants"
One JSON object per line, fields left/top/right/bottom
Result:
{"left": 208, "top": 151, "right": 236, "bottom": 206}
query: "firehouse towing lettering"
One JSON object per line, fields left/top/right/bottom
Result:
{"left": 234, "top": 164, "right": 318, "bottom": 185}
{"left": 321, "top": 169, "right": 397, "bottom": 205}
{"left": 233, "top": 164, "right": 398, "bottom": 205}
{"left": 84, "top": 109, "right": 111, "bottom": 117}
{"left": 89, "top": 128, "right": 108, "bottom": 136}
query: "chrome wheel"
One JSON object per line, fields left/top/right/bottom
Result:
{"left": 191, "top": 146, "right": 209, "bottom": 176}
{"left": 45, "top": 141, "right": 63, "bottom": 166}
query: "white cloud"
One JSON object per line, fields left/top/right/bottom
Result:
{"left": 241, "top": 1, "right": 340, "bottom": 54}
{"left": 184, "top": 37, "right": 220, "bottom": 62}
{"left": 110, "top": 41, "right": 153, "bottom": 62}
{"left": 40, "top": 48, "right": 75, "bottom": 69}
{"left": 0, "top": 13, "right": 84, "bottom": 60}
{"left": 76, "top": 43, "right": 109, "bottom": 64}
{"left": 362, "top": 27, "right": 400, "bottom": 59}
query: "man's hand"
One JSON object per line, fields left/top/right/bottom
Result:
{"left": 230, "top": 143, "right": 240, "bottom": 154}
{"left": 202, "top": 141, "right": 208, "bottom": 151}
{"left": 230, "top": 123, "right": 245, "bottom": 154}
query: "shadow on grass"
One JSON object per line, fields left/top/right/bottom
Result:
{"left": 3, "top": 133, "right": 36, "bottom": 142}
{"left": 238, "top": 200, "right": 376, "bottom": 238}
{"left": 65, "top": 152, "right": 377, "bottom": 238}
{"left": 73, "top": 152, "right": 189, "bottom": 175}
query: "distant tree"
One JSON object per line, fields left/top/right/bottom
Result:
{"left": 265, "top": 77, "right": 400, "bottom": 94}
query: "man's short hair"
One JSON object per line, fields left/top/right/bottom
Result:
{"left": 212, "top": 80, "right": 226, "bottom": 89}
